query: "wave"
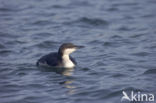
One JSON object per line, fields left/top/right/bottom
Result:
{"left": 143, "top": 69, "right": 156, "bottom": 75}
{"left": 63, "top": 17, "right": 109, "bottom": 28}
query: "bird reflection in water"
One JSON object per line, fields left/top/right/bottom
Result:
{"left": 59, "top": 67, "right": 76, "bottom": 95}
{"left": 39, "top": 66, "right": 76, "bottom": 95}
{"left": 60, "top": 80, "right": 76, "bottom": 95}
{"left": 39, "top": 66, "right": 74, "bottom": 76}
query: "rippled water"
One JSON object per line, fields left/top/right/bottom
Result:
{"left": 0, "top": 0, "right": 156, "bottom": 103}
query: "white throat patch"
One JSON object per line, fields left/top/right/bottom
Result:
{"left": 62, "top": 55, "right": 75, "bottom": 68}
{"left": 62, "top": 48, "right": 76, "bottom": 68}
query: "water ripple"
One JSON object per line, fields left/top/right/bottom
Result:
{"left": 64, "top": 17, "right": 109, "bottom": 28}
{"left": 0, "top": 0, "right": 155, "bottom": 103}
{"left": 143, "top": 69, "right": 156, "bottom": 75}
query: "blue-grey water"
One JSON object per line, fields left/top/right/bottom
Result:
{"left": 0, "top": 0, "right": 156, "bottom": 103}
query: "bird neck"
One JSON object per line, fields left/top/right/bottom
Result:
{"left": 58, "top": 50, "right": 75, "bottom": 68}
{"left": 58, "top": 50, "right": 71, "bottom": 60}
{"left": 58, "top": 49, "right": 63, "bottom": 60}
{"left": 62, "top": 54, "right": 70, "bottom": 61}
{"left": 62, "top": 54, "right": 75, "bottom": 68}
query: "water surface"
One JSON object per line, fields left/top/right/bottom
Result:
{"left": 0, "top": 0, "right": 156, "bottom": 103}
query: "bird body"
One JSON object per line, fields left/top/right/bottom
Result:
{"left": 36, "top": 43, "right": 83, "bottom": 68}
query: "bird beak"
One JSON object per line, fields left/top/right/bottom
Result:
{"left": 75, "top": 45, "right": 85, "bottom": 49}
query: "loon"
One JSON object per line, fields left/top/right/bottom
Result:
{"left": 36, "top": 43, "right": 84, "bottom": 68}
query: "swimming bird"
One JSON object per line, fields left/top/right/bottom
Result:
{"left": 36, "top": 43, "right": 84, "bottom": 68}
